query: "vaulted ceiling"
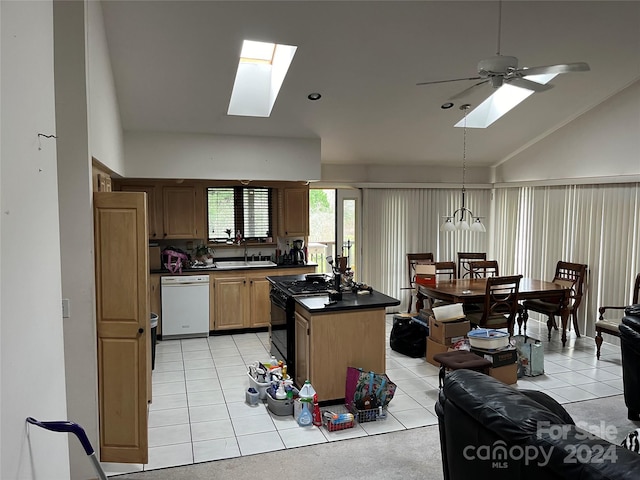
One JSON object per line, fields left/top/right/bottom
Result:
{"left": 101, "top": 1, "right": 640, "bottom": 168}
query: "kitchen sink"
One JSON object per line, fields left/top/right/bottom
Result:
{"left": 246, "top": 260, "right": 277, "bottom": 267}
{"left": 214, "top": 260, "right": 277, "bottom": 269}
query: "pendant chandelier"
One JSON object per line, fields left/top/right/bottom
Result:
{"left": 440, "top": 104, "right": 486, "bottom": 233}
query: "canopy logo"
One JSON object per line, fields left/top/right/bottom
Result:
{"left": 463, "top": 440, "right": 553, "bottom": 468}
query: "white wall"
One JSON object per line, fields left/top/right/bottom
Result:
{"left": 321, "top": 163, "right": 493, "bottom": 186}
{"left": 494, "top": 80, "right": 640, "bottom": 184}
{"left": 1, "top": 1, "right": 70, "bottom": 478}
{"left": 86, "top": 0, "right": 124, "bottom": 175}
{"left": 124, "top": 131, "right": 321, "bottom": 181}
{"left": 54, "top": 1, "right": 99, "bottom": 479}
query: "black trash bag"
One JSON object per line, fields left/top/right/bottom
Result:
{"left": 390, "top": 315, "right": 429, "bottom": 358}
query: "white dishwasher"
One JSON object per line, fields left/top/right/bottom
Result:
{"left": 161, "top": 275, "right": 210, "bottom": 339}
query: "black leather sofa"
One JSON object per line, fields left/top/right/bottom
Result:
{"left": 620, "top": 305, "right": 640, "bottom": 420}
{"left": 436, "top": 369, "right": 640, "bottom": 479}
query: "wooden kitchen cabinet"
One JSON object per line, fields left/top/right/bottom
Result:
{"left": 294, "top": 312, "right": 310, "bottom": 387}
{"left": 118, "top": 184, "right": 160, "bottom": 239}
{"left": 162, "top": 185, "right": 202, "bottom": 239}
{"left": 294, "top": 303, "right": 386, "bottom": 401}
{"left": 214, "top": 276, "right": 247, "bottom": 330}
{"left": 248, "top": 274, "right": 271, "bottom": 328}
{"left": 149, "top": 274, "right": 161, "bottom": 335}
{"left": 280, "top": 187, "right": 309, "bottom": 237}
{"left": 213, "top": 272, "right": 272, "bottom": 330}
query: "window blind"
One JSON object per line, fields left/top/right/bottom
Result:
{"left": 207, "top": 187, "right": 272, "bottom": 240}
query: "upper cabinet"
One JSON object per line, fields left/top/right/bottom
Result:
{"left": 119, "top": 184, "right": 159, "bottom": 239}
{"left": 115, "top": 181, "right": 205, "bottom": 240}
{"left": 280, "top": 187, "right": 309, "bottom": 237}
{"left": 162, "top": 185, "right": 202, "bottom": 239}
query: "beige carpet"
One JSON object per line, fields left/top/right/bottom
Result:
{"left": 114, "top": 394, "right": 638, "bottom": 480}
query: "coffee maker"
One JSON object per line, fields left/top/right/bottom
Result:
{"left": 291, "top": 239, "right": 306, "bottom": 264}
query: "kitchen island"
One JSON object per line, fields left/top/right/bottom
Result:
{"left": 285, "top": 279, "right": 400, "bottom": 403}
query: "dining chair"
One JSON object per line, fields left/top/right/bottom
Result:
{"left": 594, "top": 273, "right": 640, "bottom": 359}
{"left": 466, "top": 275, "right": 523, "bottom": 336}
{"left": 401, "top": 253, "right": 434, "bottom": 313}
{"left": 457, "top": 252, "right": 487, "bottom": 279}
{"left": 521, "top": 261, "right": 588, "bottom": 341}
{"left": 434, "top": 261, "right": 456, "bottom": 280}
{"left": 469, "top": 260, "right": 500, "bottom": 278}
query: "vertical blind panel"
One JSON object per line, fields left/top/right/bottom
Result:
{"left": 362, "top": 188, "right": 490, "bottom": 312}
{"left": 494, "top": 182, "right": 640, "bottom": 338}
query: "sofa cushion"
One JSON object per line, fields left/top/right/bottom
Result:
{"left": 444, "top": 370, "right": 573, "bottom": 443}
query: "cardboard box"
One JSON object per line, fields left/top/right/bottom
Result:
{"left": 429, "top": 317, "right": 470, "bottom": 345}
{"left": 415, "top": 264, "right": 436, "bottom": 286}
{"left": 149, "top": 246, "right": 162, "bottom": 270}
{"left": 489, "top": 363, "right": 518, "bottom": 385}
{"left": 426, "top": 337, "right": 450, "bottom": 367}
{"left": 470, "top": 346, "right": 518, "bottom": 368}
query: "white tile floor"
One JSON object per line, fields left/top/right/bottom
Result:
{"left": 102, "top": 315, "right": 624, "bottom": 476}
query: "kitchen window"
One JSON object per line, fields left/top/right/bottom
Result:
{"left": 207, "top": 187, "right": 273, "bottom": 241}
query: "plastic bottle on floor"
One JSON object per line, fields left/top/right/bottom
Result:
{"left": 297, "top": 401, "right": 313, "bottom": 427}
{"left": 299, "top": 380, "right": 316, "bottom": 401}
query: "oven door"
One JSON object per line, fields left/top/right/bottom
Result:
{"left": 269, "top": 290, "right": 289, "bottom": 363}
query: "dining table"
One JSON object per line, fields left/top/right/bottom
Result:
{"left": 417, "top": 277, "right": 572, "bottom": 346}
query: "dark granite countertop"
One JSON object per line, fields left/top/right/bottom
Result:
{"left": 151, "top": 263, "right": 317, "bottom": 275}
{"left": 266, "top": 273, "right": 400, "bottom": 312}
{"left": 294, "top": 290, "right": 400, "bottom": 313}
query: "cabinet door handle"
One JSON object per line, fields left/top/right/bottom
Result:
{"left": 138, "top": 328, "right": 144, "bottom": 334}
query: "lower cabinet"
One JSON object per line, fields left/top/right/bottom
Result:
{"left": 294, "top": 312, "right": 310, "bottom": 387}
{"left": 249, "top": 274, "right": 271, "bottom": 328}
{"left": 149, "top": 274, "right": 161, "bottom": 335}
{"left": 214, "top": 276, "right": 247, "bottom": 330}
{"left": 213, "top": 272, "right": 271, "bottom": 330}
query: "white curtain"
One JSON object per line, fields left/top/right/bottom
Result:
{"left": 361, "top": 188, "right": 491, "bottom": 312}
{"left": 493, "top": 183, "right": 640, "bottom": 338}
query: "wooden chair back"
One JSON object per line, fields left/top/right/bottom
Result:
{"left": 478, "top": 275, "right": 523, "bottom": 334}
{"left": 457, "top": 252, "right": 486, "bottom": 279}
{"left": 434, "top": 261, "right": 456, "bottom": 280}
{"left": 404, "top": 253, "right": 434, "bottom": 312}
{"left": 469, "top": 260, "right": 500, "bottom": 278}
{"left": 553, "top": 261, "right": 588, "bottom": 312}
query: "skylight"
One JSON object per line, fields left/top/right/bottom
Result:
{"left": 228, "top": 40, "right": 297, "bottom": 117}
{"left": 455, "top": 73, "right": 557, "bottom": 129}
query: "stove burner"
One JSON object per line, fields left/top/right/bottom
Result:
{"left": 283, "top": 278, "right": 331, "bottom": 295}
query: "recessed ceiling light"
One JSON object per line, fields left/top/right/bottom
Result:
{"left": 441, "top": 102, "right": 454, "bottom": 109}
{"left": 307, "top": 93, "right": 322, "bottom": 101}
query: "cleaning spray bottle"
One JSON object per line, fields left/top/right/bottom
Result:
{"left": 312, "top": 393, "right": 322, "bottom": 427}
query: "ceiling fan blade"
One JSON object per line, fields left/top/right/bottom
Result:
{"left": 416, "top": 76, "right": 482, "bottom": 86}
{"left": 506, "top": 77, "right": 554, "bottom": 92}
{"left": 517, "top": 62, "right": 590, "bottom": 77}
{"left": 448, "top": 80, "right": 490, "bottom": 100}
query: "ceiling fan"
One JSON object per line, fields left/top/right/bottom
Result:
{"left": 417, "top": 0, "right": 590, "bottom": 100}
